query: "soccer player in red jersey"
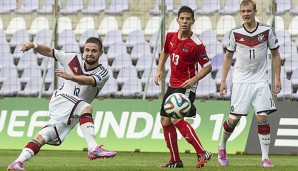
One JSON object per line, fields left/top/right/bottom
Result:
{"left": 154, "top": 6, "right": 212, "bottom": 168}
{"left": 217, "top": 0, "right": 282, "bottom": 168}
{"left": 7, "top": 37, "right": 116, "bottom": 171}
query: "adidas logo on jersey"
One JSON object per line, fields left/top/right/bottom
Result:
{"left": 239, "top": 38, "right": 245, "bottom": 41}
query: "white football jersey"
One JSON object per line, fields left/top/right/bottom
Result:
{"left": 53, "top": 49, "right": 109, "bottom": 103}
{"left": 227, "top": 23, "right": 279, "bottom": 83}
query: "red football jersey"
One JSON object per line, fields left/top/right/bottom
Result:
{"left": 164, "top": 31, "right": 211, "bottom": 88}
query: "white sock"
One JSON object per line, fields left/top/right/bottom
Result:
{"left": 219, "top": 131, "right": 231, "bottom": 149}
{"left": 258, "top": 133, "right": 270, "bottom": 161}
{"left": 80, "top": 122, "right": 98, "bottom": 152}
{"left": 15, "top": 148, "right": 34, "bottom": 163}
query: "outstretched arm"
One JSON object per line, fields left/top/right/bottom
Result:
{"left": 21, "top": 42, "right": 53, "bottom": 58}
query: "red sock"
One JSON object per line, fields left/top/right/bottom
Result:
{"left": 163, "top": 124, "right": 181, "bottom": 162}
{"left": 175, "top": 119, "right": 205, "bottom": 154}
{"left": 25, "top": 140, "right": 41, "bottom": 155}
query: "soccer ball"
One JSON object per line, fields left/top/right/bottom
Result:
{"left": 163, "top": 93, "right": 191, "bottom": 119}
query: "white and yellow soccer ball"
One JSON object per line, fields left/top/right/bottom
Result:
{"left": 163, "top": 93, "right": 191, "bottom": 119}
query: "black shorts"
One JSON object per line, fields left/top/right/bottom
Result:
{"left": 160, "top": 87, "right": 197, "bottom": 118}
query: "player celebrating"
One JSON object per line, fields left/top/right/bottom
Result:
{"left": 7, "top": 37, "right": 116, "bottom": 171}
{"left": 218, "top": 0, "right": 282, "bottom": 168}
{"left": 154, "top": 6, "right": 212, "bottom": 168}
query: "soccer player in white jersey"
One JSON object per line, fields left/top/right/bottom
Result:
{"left": 7, "top": 37, "right": 116, "bottom": 171}
{"left": 217, "top": 0, "right": 282, "bottom": 168}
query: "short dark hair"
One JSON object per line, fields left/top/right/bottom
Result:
{"left": 85, "top": 37, "right": 102, "bottom": 50}
{"left": 178, "top": 6, "right": 194, "bottom": 19}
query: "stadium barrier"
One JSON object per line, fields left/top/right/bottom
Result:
{"left": 0, "top": 98, "right": 253, "bottom": 154}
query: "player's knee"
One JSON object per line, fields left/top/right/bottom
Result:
{"left": 81, "top": 105, "right": 93, "bottom": 114}
{"left": 160, "top": 116, "right": 172, "bottom": 126}
{"left": 256, "top": 113, "right": 268, "bottom": 123}
{"left": 228, "top": 114, "right": 241, "bottom": 126}
{"left": 38, "top": 126, "right": 58, "bottom": 143}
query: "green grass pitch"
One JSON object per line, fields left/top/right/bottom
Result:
{"left": 1, "top": 150, "right": 297, "bottom": 170}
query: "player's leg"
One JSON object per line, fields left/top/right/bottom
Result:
{"left": 172, "top": 88, "right": 211, "bottom": 168}
{"left": 160, "top": 87, "right": 183, "bottom": 168}
{"left": 218, "top": 83, "right": 251, "bottom": 166}
{"left": 253, "top": 82, "right": 276, "bottom": 167}
{"left": 75, "top": 103, "right": 116, "bottom": 159}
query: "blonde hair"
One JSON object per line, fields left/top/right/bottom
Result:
{"left": 240, "top": 0, "right": 256, "bottom": 11}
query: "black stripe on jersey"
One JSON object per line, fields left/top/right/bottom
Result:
{"left": 99, "top": 69, "right": 108, "bottom": 77}
{"left": 60, "top": 94, "right": 78, "bottom": 104}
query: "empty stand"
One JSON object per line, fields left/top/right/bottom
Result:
{"left": 74, "top": 17, "right": 95, "bottom": 35}
{"left": 215, "top": 15, "right": 236, "bottom": 36}
{"left": 199, "top": 29, "right": 218, "bottom": 44}
{"left": 174, "top": 0, "right": 198, "bottom": 14}
{"left": 125, "top": 29, "right": 146, "bottom": 48}
{"left": 38, "top": 0, "right": 61, "bottom": 14}
{"left": 130, "top": 41, "right": 151, "bottom": 64}
{"left": 106, "top": 42, "right": 127, "bottom": 64}
{"left": 150, "top": 0, "right": 174, "bottom": 15}
{"left": 0, "top": 0, "right": 17, "bottom": 13}
{"left": 121, "top": 16, "right": 142, "bottom": 36}
{"left": 192, "top": 16, "right": 212, "bottom": 35}
{"left": 61, "top": 41, "right": 80, "bottom": 53}
{"left": 111, "top": 52, "right": 133, "bottom": 73}
{"left": 116, "top": 77, "right": 142, "bottom": 98}
{"left": 266, "top": 0, "right": 291, "bottom": 15}
{"left": 97, "top": 16, "right": 119, "bottom": 36}
{"left": 144, "top": 16, "right": 161, "bottom": 36}
{"left": 102, "top": 29, "right": 123, "bottom": 48}
{"left": 9, "top": 29, "right": 30, "bottom": 48}
{"left": 29, "top": 17, "right": 50, "bottom": 35}
{"left": 79, "top": 29, "right": 100, "bottom": 47}
{"left": 33, "top": 29, "right": 53, "bottom": 46}
{"left": 288, "top": 16, "right": 298, "bottom": 36}
{"left": 196, "top": 0, "right": 220, "bottom": 15}
{"left": 16, "top": 0, "right": 39, "bottom": 13}
{"left": 57, "top": 29, "right": 77, "bottom": 47}
{"left": 57, "top": 16, "right": 73, "bottom": 34}
{"left": 82, "top": 0, "right": 106, "bottom": 14}
{"left": 266, "top": 16, "right": 284, "bottom": 32}
{"left": 97, "top": 77, "right": 118, "bottom": 97}
{"left": 104, "top": 0, "right": 129, "bottom": 15}
{"left": 219, "top": 0, "right": 240, "bottom": 15}
{"left": 60, "top": 0, "right": 84, "bottom": 14}
{"left": 6, "top": 17, "right": 26, "bottom": 35}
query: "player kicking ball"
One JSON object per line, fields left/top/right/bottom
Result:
{"left": 7, "top": 37, "right": 116, "bottom": 171}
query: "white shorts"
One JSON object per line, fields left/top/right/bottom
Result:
{"left": 49, "top": 93, "right": 91, "bottom": 125}
{"left": 230, "top": 82, "right": 276, "bottom": 115}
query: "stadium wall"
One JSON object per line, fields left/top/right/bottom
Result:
{"left": 0, "top": 98, "right": 253, "bottom": 154}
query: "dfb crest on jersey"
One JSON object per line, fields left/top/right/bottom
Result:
{"left": 258, "top": 34, "right": 265, "bottom": 42}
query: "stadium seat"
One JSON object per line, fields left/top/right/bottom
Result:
{"left": 219, "top": 0, "right": 240, "bottom": 15}
{"left": 97, "top": 77, "right": 118, "bottom": 97}
{"left": 143, "top": 78, "right": 161, "bottom": 98}
{"left": 111, "top": 52, "right": 133, "bottom": 73}
{"left": 144, "top": 16, "right": 161, "bottom": 36}
{"left": 141, "top": 65, "right": 158, "bottom": 85}
{"left": 199, "top": 29, "right": 218, "bottom": 44}
{"left": 0, "top": 41, "right": 10, "bottom": 53}
{"left": 121, "top": 16, "right": 142, "bottom": 36}
{"left": 33, "top": 29, "right": 53, "bottom": 46}
{"left": 40, "top": 57, "right": 55, "bottom": 71}
{"left": 0, "top": 74, "right": 20, "bottom": 96}
{"left": 104, "top": 0, "right": 129, "bottom": 15}
{"left": 266, "top": 0, "right": 291, "bottom": 15}
{"left": 116, "top": 66, "right": 138, "bottom": 86}
{"left": 278, "top": 41, "right": 297, "bottom": 62}
{"left": 116, "top": 77, "right": 142, "bottom": 98}
{"left": 12, "top": 44, "right": 34, "bottom": 62}
{"left": 79, "top": 29, "right": 100, "bottom": 47}
{"left": 0, "top": 52, "right": 14, "bottom": 68}
{"left": 192, "top": 16, "right": 212, "bottom": 35}
{"left": 18, "top": 77, "right": 43, "bottom": 96}
{"left": 290, "top": 68, "right": 298, "bottom": 89}
{"left": 221, "top": 30, "right": 231, "bottom": 48}
{"left": 205, "top": 41, "right": 224, "bottom": 59}
{"left": 196, "top": 0, "right": 220, "bottom": 15}
{"left": 130, "top": 41, "right": 151, "bottom": 64}
{"left": 6, "top": 17, "right": 26, "bottom": 35}
{"left": 19, "top": 64, "right": 42, "bottom": 84}
{"left": 0, "top": 18, "right": 3, "bottom": 30}
{"left": 150, "top": 0, "right": 174, "bottom": 15}
{"left": 57, "top": 16, "right": 73, "bottom": 34}
{"left": 57, "top": 29, "right": 77, "bottom": 47}
{"left": 215, "top": 15, "right": 236, "bottom": 36}
{"left": 215, "top": 66, "right": 234, "bottom": 86}
{"left": 174, "top": 0, "right": 198, "bottom": 14}
{"left": 102, "top": 29, "right": 123, "bottom": 48}
{"left": 276, "top": 29, "right": 291, "bottom": 45}
{"left": 277, "top": 78, "right": 293, "bottom": 100}
{"left": 125, "top": 29, "right": 146, "bottom": 48}
{"left": 288, "top": 16, "right": 298, "bottom": 36}
{"left": 9, "top": 29, "right": 30, "bottom": 48}
{"left": 284, "top": 54, "right": 298, "bottom": 76}
{"left": 74, "top": 17, "right": 95, "bottom": 35}
{"left": 29, "top": 17, "right": 50, "bottom": 35}
{"left": 60, "top": 0, "right": 84, "bottom": 14}
{"left": 211, "top": 53, "right": 224, "bottom": 75}
{"left": 266, "top": 16, "right": 285, "bottom": 32}
{"left": 106, "top": 42, "right": 127, "bottom": 64}
{"left": 196, "top": 74, "right": 217, "bottom": 99}
{"left": 97, "top": 16, "right": 119, "bottom": 36}
{"left": 17, "top": 51, "right": 38, "bottom": 72}
{"left": 99, "top": 53, "right": 109, "bottom": 67}
{"left": 149, "top": 31, "right": 161, "bottom": 49}
{"left": 82, "top": 0, "right": 106, "bottom": 14}
{"left": 167, "top": 18, "right": 179, "bottom": 32}
{"left": 135, "top": 52, "right": 154, "bottom": 73}
{"left": 0, "top": 0, "right": 17, "bottom": 13}
{"left": 290, "top": 1, "right": 298, "bottom": 15}
{"left": 61, "top": 41, "right": 80, "bottom": 53}
{"left": 38, "top": 0, "right": 61, "bottom": 14}
{"left": 16, "top": 0, "right": 39, "bottom": 13}
{"left": 0, "top": 64, "right": 18, "bottom": 82}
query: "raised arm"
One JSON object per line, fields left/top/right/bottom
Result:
{"left": 21, "top": 42, "right": 53, "bottom": 58}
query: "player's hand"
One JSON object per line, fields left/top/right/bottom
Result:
{"left": 181, "top": 79, "right": 195, "bottom": 89}
{"left": 154, "top": 70, "right": 162, "bottom": 85}
{"left": 21, "top": 42, "right": 34, "bottom": 52}
{"left": 219, "top": 82, "right": 227, "bottom": 97}
{"left": 55, "top": 69, "right": 72, "bottom": 80}
{"left": 275, "top": 80, "right": 282, "bottom": 94}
